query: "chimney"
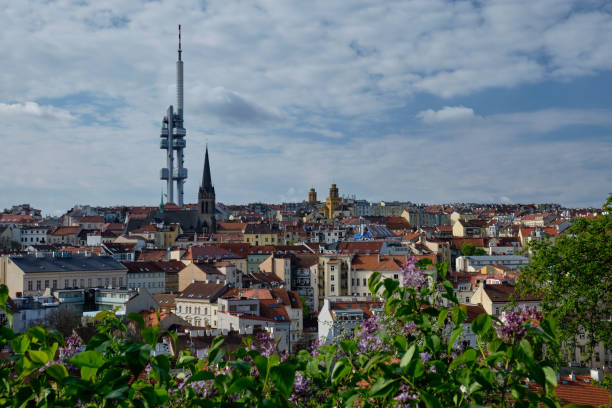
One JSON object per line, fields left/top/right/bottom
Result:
{"left": 590, "top": 368, "right": 603, "bottom": 382}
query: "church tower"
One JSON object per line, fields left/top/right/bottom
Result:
{"left": 198, "top": 146, "right": 216, "bottom": 233}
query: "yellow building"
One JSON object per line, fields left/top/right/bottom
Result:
{"left": 243, "top": 224, "right": 281, "bottom": 246}
{"left": 324, "top": 184, "right": 342, "bottom": 219}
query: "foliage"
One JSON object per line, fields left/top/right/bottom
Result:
{"left": 0, "top": 256, "right": 569, "bottom": 407}
{"left": 515, "top": 196, "right": 612, "bottom": 363}
{"left": 460, "top": 243, "right": 487, "bottom": 256}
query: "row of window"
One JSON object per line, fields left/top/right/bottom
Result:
{"left": 129, "top": 282, "right": 164, "bottom": 289}
{"left": 21, "top": 237, "right": 45, "bottom": 243}
{"left": 177, "top": 305, "right": 214, "bottom": 315}
{"left": 26, "top": 277, "right": 123, "bottom": 291}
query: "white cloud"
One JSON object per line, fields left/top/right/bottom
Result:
{"left": 0, "top": 102, "right": 73, "bottom": 121}
{"left": 417, "top": 106, "right": 475, "bottom": 123}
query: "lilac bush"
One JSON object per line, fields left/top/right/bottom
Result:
{"left": 496, "top": 305, "right": 543, "bottom": 342}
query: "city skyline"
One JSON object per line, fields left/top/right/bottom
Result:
{"left": 1, "top": 1, "right": 612, "bottom": 214}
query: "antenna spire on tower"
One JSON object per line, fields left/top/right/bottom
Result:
{"left": 178, "top": 24, "right": 182, "bottom": 60}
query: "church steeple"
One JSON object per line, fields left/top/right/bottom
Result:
{"left": 198, "top": 146, "right": 216, "bottom": 234}
{"left": 201, "top": 145, "right": 214, "bottom": 194}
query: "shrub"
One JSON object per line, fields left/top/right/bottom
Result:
{"left": 0, "top": 258, "right": 563, "bottom": 407}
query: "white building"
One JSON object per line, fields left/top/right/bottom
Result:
{"left": 318, "top": 298, "right": 382, "bottom": 345}
{"left": 455, "top": 255, "right": 530, "bottom": 273}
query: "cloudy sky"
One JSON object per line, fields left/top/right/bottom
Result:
{"left": 1, "top": 0, "right": 611, "bottom": 214}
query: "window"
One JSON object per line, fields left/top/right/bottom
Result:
{"left": 363, "top": 278, "right": 367, "bottom": 286}
{"left": 80, "top": 279, "right": 84, "bottom": 288}
{"left": 36, "top": 281, "right": 41, "bottom": 290}
{"left": 331, "top": 284, "right": 335, "bottom": 292}
{"left": 178, "top": 305, "right": 182, "bottom": 313}
{"left": 88, "top": 278, "right": 92, "bottom": 287}
{"left": 105, "top": 278, "right": 110, "bottom": 286}
{"left": 52, "top": 280, "right": 57, "bottom": 289}
{"left": 112, "top": 278, "right": 116, "bottom": 287}
{"left": 330, "top": 266, "right": 335, "bottom": 271}
{"left": 28, "top": 281, "right": 33, "bottom": 291}
{"left": 394, "top": 274, "right": 399, "bottom": 280}
{"left": 72, "top": 279, "right": 77, "bottom": 288}
{"left": 44, "top": 280, "right": 49, "bottom": 288}
{"left": 465, "top": 297, "right": 470, "bottom": 303}
{"left": 65, "top": 279, "right": 69, "bottom": 288}
{"left": 98, "top": 278, "right": 102, "bottom": 287}
{"left": 495, "top": 307, "right": 499, "bottom": 315}
{"left": 330, "top": 275, "right": 334, "bottom": 281}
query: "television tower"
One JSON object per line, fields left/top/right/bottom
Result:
{"left": 160, "top": 24, "right": 187, "bottom": 206}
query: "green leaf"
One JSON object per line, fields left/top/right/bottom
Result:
{"left": 186, "top": 370, "right": 215, "bottom": 383}
{"left": 426, "top": 334, "right": 441, "bottom": 353}
{"left": 406, "top": 359, "right": 425, "bottom": 378}
{"left": 68, "top": 350, "right": 105, "bottom": 368}
{"left": 420, "top": 390, "right": 443, "bottom": 408}
{"left": 331, "top": 360, "right": 351, "bottom": 385}
{"left": 542, "top": 366, "right": 557, "bottom": 387}
{"left": 127, "top": 312, "right": 145, "bottom": 330}
{"left": 518, "top": 338, "right": 534, "bottom": 362}
{"left": 26, "top": 326, "right": 46, "bottom": 343}
{"left": 451, "top": 305, "right": 467, "bottom": 326}
{"left": 28, "top": 349, "right": 49, "bottom": 364}
{"left": 448, "top": 327, "right": 463, "bottom": 353}
{"left": 46, "top": 364, "right": 69, "bottom": 381}
{"left": 471, "top": 313, "right": 492, "bottom": 336}
{"left": 437, "top": 309, "right": 449, "bottom": 328}
{"left": 141, "top": 327, "right": 158, "bottom": 346}
{"left": 383, "top": 278, "right": 399, "bottom": 295}
{"left": 208, "top": 347, "right": 225, "bottom": 366}
{"left": 105, "top": 386, "right": 129, "bottom": 399}
{"left": 449, "top": 349, "right": 478, "bottom": 371}
{"left": 211, "top": 334, "right": 224, "bottom": 350}
{"left": 340, "top": 340, "right": 357, "bottom": 355}
{"left": 369, "top": 377, "right": 398, "bottom": 398}
{"left": 11, "top": 335, "right": 30, "bottom": 354}
{"left": 271, "top": 363, "right": 296, "bottom": 396}
{"left": 80, "top": 366, "right": 98, "bottom": 381}
{"left": 400, "top": 344, "right": 416, "bottom": 368}
{"left": 368, "top": 273, "right": 381, "bottom": 297}
{"left": 394, "top": 335, "right": 407, "bottom": 353}
{"left": 0, "top": 285, "right": 12, "bottom": 326}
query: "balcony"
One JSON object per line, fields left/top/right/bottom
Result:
{"left": 160, "top": 128, "right": 169, "bottom": 137}
{"left": 173, "top": 128, "right": 186, "bottom": 137}
{"left": 160, "top": 168, "right": 169, "bottom": 180}
{"left": 172, "top": 139, "right": 186, "bottom": 148}
{"left": 160, "top": 139, "right": 168, "bottom": 149}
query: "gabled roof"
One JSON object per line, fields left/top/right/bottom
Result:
{"left": 483, "top": 283, "right": 539, "bottom": 303}
{"left": 177, "top": 281, "right": 227, "bottom": 301}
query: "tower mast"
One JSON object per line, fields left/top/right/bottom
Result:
{"left": 160, "top": 24, "right": 188, "bottom": 206}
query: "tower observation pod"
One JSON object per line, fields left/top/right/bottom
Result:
{"left": 160, "top": 24, "right": 188, "bottom": 206}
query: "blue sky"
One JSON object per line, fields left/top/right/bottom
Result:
{"left": 1, "top": 0, "right": 611, "bottom": 215}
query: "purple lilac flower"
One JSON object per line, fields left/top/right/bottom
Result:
{"left": 402, "top": 256, "right": 427, "bottom": 291}
{"left": 394, "top": 383, "right": 417, "bottom": 407}
{"left": 250, "top": 331, "right": 276, "bottom": 357}
{"left": 357, "top": 316, "right": 384, "bottom": 353}
{"left": 311, "top": 338, "right": 321, "bottom": 357}
{"left": 289, "top": 372, "right": 311, "bottom": 405}
{"left": 402, "top": 322, "right": 419, "bottom": 337}
{"left": 419, "top": 352, "right": 431, "bottom": 363}
{"left": 495, "top": 306, "right": 542, "bottom": 342}
{"left": 59, "top": 333, "right": 82, "bottom": 361}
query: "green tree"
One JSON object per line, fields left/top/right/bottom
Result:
{"left": 460, "top": 242, "right": 476, "bottom": 255}
{"left": 516, "top": 195, "right": 612, "bottom": 363}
